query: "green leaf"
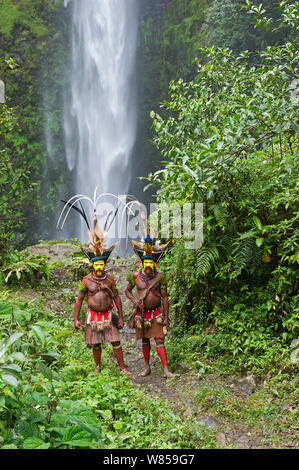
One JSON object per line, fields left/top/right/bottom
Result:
{"left": 31, "top": 325, "right": 45, "bottom": 344}
{"left": 62, "top": 426, "right": 92, "bottom": 448}
{"left": 29, "top": 392, "right": 49, "bottom": 406}
{"left": 0, "top": 301, "right": 13, "bottom": 315}
{"left": 55, "top": 331, "right": 69, "bottom": 340}
{"left": 99, "top": 409, "right": 112, "bottom": 420}
{"left": 37, "top": 362, "right": 53, "bottom": 381}
{"left": 253, "top": 216, "right": 263, "bottom": 230}
{"left": 23, "top": 437, "right": 50, "bottom": 449}
{"left": 1, "top": 373, "right": 18, "bottom": 387}
{"left": 6, "top": 332, "right": 23, "bottom": 348}
{"left": 5, "top": 271, "right": 13, "bottom": 283}
{"left": 1, "top": 364, "right": 22, "bottom": 379}
{"left": 0, "top": 332, "right": 23, "bottom": 361}
{"left": 62, "top": 438, "right": 92, "bottom": 448}
{"left": 113, "top": 421, "right": 123, "bottom": 431}
{"left": 0, "top": 396, "right": 6, "bottom": 408}
{"left": 1, "top": 363, "right": 22, "bottom": 372}
{"left": 41, "top": 351, "right": 60, "bottom": 360}
{"left": 256, "top": 237, "right": 264, "bottom": 247}
{"left": 10, "top": 352, "right": 26, "bottom": 362}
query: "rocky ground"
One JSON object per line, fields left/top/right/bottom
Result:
{"left": 27, "top": 243, "right": 298, "bottom": 449}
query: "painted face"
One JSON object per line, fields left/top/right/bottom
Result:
{"left": 143, "top": 259, "right": 155, "bottom": 274}
{"left": 93, "top": 260, "right": 106, "bottom": 276}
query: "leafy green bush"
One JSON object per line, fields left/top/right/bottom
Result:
{"left": 0, "top": 249, "right": 49, "bottom": 285}
{"left": 0, "top": 101, "right": 34, "bottom": 258}
{"left": 70, "top": 250, "right": 91, "bottom": 280}
{"left": 146, "top": 1, "right": 299, "bottom": 373}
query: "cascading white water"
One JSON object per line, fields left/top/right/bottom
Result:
{"left": 63, "top": 0, "right": 138, "bottom": 240}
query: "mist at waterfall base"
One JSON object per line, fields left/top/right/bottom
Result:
{"left": 52, "top": 0, "right": 139, "bottom": 250}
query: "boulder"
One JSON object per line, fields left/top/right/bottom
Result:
{"left": 233, "top": 375, "right": 257, "bottom": 397}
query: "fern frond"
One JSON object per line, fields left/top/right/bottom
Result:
{"left": 231, "top": 236, "right": 262, "bottom": 278}
{"left": 218, "top": 233, "right": 236, "bottom": 257}
{"left": 211, "top": 204, "right": 229, "bottom": 229}
{"left": 196, "top": 246, "right": 220, "bottom": 277}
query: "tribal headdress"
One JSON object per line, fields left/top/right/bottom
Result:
{"left": 131, "top": 237, "right": 173, "bottom": 264}
{"left": 56, "top": 187, "right": 119, "bottom": 264}
{"left": 131, "top": 207, "right": 174, "bottom": 264}
{"left": 57, "top": 188, "right": 173, "bottom": 264}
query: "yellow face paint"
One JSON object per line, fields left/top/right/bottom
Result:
{"left": 143, "top": 259, "right": 154, "bottom": 272}
{"left": 93, "top": 260, "right": 106, "bottom": 274}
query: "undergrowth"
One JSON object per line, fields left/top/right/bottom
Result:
{"left": 0, "top": 280, "right": 216, "bottom": 449}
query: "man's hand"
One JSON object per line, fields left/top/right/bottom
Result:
{"left": 74, "top": 320, "right": 82, "bottom": 330}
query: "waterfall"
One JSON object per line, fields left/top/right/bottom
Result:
{"left": 63, "top": 0, "right": 138, "bottom": 240}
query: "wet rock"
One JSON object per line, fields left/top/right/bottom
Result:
{"left": 232, "top": 375, "right": 257, "bottom": 397}
{"left": 196, "top": 416, "right": 219, "bottom": 428}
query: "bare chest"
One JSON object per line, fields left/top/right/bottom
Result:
{"left": 135, "top": 274, "right": 162, "bottom": 295}
{"left": 84, "top": 277, "right": 113, "bottom": 297}
{"left": 84, "top": 277, "right": 114, "bottom": 312}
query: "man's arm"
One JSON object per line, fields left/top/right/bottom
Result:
{"left": 161, "top": 284, "right": 169, "bottom": 327}
{"left": 74, "top": 287, "right": 86, "bottom": 329}
{"left": 114, "top": 292, "right": 124, "bottom": 328}
{"left": 125, "top": 273, "right": 139, "bottom": 308}
{"left": 109, "top": 276, "right": 124, "bottom": 328}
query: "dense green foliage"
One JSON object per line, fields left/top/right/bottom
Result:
{"left": 147, "top": 1, "right": 299, "bottom": 373}
{"left": 0, "top": 279, "right": 216, "bottom": 449}
{"left": 0, "top": 0, "right": 61, "bottom": 39}
{"left": 134, "top": 0, "right": 289, "bottom": 201}
{"left": 0, "top": 0, "right": 71, "bottom": 248}
{"left": 203, "top": 0, "right": 284, "bottom": 54}
{"left": 0, "top": 90, "right": 34, "bottom": 260}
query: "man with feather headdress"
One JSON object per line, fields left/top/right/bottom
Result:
{"left": 57, "top": 193, "right": 129, "bottom": 374}
{"left": 125, "top": 235, "right": 178, "bottom": 378}
{"left": 74, "top": 212, "right": 129, "bottom": 374}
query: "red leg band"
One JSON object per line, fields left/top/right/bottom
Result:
{"left": 142, "top": 342, "right": 151, "bottom": 364}
{"left": 92, "top": 346, "right": 102, "bottom": 368}
{"left": 156, "top": 345, "right": 168, "bottom": 368}
{"left": 113, "top": 346, "right": 126, "bottom": 370}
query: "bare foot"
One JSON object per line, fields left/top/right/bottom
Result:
{"left": 138, "top": 365, "right": 151, "bottom": 377}
{"left": 121, "top": 368, "right": 131, "bottom": 376}
{"left": 94, "top": 367, "right": 101, "bottom": 373}
{"left": 163, "top": 369, "right": 180, "bottom": 378}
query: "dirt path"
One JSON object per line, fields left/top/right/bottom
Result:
{"left": 27, "top": 243, "right": 298, "bottom": 449}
